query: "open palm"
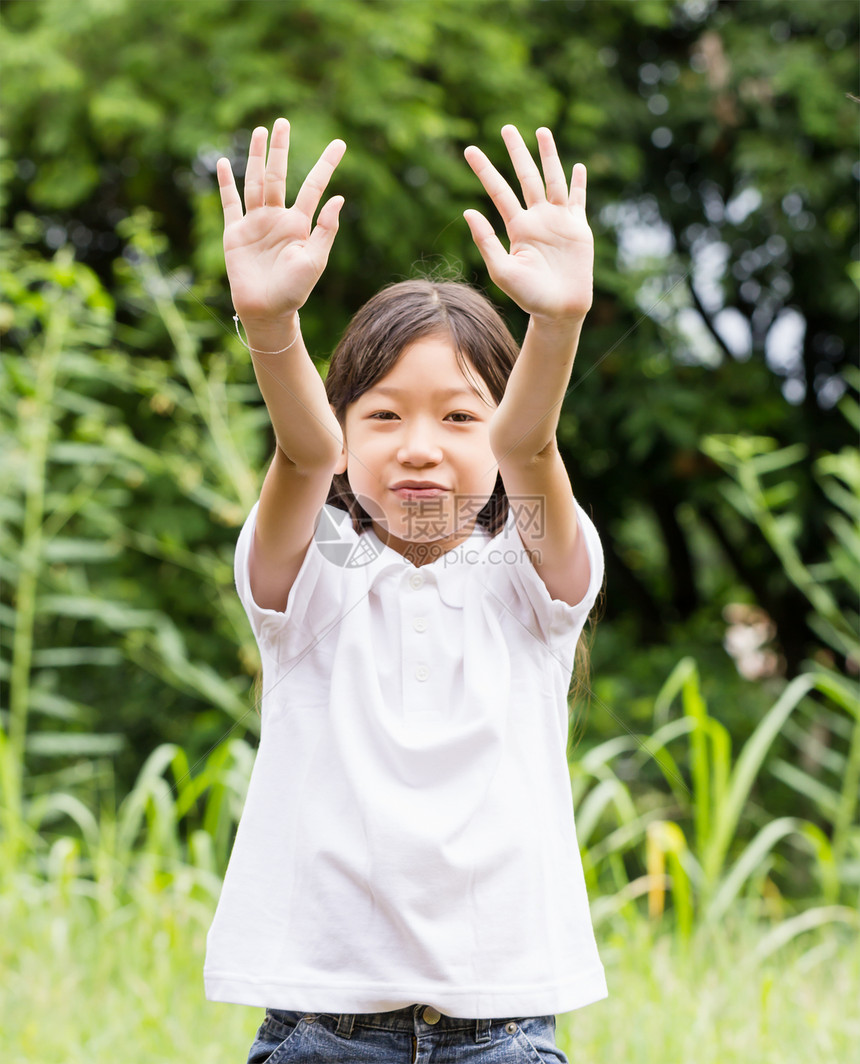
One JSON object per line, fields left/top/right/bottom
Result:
{"left": 217, "top": 118, "right": 346, "bottom": 325}
{"left": 464, "top": 126, "right": 593, "bottom": 322}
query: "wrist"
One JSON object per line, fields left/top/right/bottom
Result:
{"left": 528, "top": 302, "right": 589, "bottom": 325}
{"left": 526, "top": 311, "right": 586, "bottom": 343}
{"left": 237, "top": 312, "right": 302, "bottom": 355}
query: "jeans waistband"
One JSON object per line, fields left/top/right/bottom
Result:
{"left": 268, "top": 1005, "right": 511, "bottom": 1043}
{"left": 334, "top": 1006, "right": 493, "bottom": 1042}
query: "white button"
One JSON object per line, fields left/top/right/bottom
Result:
{"left": 415, "top": 665, "right": 429, "bottom": 682}
{"left": 422, "top": 1006, "right": 441, "bottom": 1024}
{"left": 409, "top": 572, "right": 424, "bottom": 589}
{"left": 413, "top": 617, "right": 427, "bottom": 633}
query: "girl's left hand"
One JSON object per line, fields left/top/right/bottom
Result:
{"left": 464, "top": 126, "right": 593, "bottom": 323}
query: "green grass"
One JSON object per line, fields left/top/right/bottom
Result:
{"left": 2, "top": 884, "right": 260, "bottom": 1063}
{"left": 2, "top": 878, "right": 857, "bottom": 1063}
{"left": 560, "top": 918, "right": 859, "bottom": 1063}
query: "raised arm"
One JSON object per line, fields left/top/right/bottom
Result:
{"left": 217, "top": 118, "right": 345, "bottom": 468}
{"left": 217, "top": 119, "right": 345, "bottom": 610}
{"left": 464, "top": 126, "right": 595, "bottom": 606}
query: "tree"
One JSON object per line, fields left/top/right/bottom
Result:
{"left": 2, "top": 0, "right": 857, "bottom": 788}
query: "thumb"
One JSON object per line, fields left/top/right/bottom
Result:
{"left": 306, "top": 195, "right": 344, "bottom": 261}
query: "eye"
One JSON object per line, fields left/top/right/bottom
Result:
{"left": 369, "top": 411, "right": 399, "bottom": 420}
{"left": 446, "top": 412, "right": 476, "bottom": 423}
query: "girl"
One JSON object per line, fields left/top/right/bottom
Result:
{"left": 206, "top": 118, "right": 606, "bottom": 1064}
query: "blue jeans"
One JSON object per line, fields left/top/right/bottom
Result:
{"left": 246, "top": 1004, "right": 569, "bottom": 1063}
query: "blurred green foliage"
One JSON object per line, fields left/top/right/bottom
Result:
{"left": 1, "top": 0, "right": 858, "bottom": 831}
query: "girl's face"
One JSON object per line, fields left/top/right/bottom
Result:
{"left": 334, "top": 335, "right": 500, "bottom": 562}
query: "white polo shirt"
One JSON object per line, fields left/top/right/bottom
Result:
{"left": 204, "top": 498, "right": 607, "bottom": 1018}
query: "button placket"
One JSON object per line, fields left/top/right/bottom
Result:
{"left": 403, "top": 570, "right": 434, "bottom": 712}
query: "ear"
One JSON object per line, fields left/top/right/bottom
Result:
{"left": 332, "top": 406, "right": 348, "bottom": 475}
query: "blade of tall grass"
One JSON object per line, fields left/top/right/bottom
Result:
{"left": 8, "top": 283, "right": 69, "bottom": 769}
{"left": 652, "top": 655, "right": 698, "bottom": 729}
{"left": 681, "top": 659, "right": 712, "bottom": 857}
{"left": 576, "top": 776, "right": 638, "bottom": 847}
{"left": 702, "top": 426, "right": 860, "bottom": 664}
{"left": 646, "top": 819, "right": 693, "bottom": 937}
{"left": 128, "top": 227, "right": 257, "bottom": 514}
{"left": 705, "top": 817, "right": 803, "bottom": 924}
{"left": 584, "top": 807, "right": 673, "bottom": 872}
{"left": 747, "top": 905, "right": 860, "bottom": 965}
{"left": 26, "top": 791, "right": 101, "bottom": 857}
{"left": 770, "top": 758, "right": 842, "bottom": 818}
{"left": 797, "top": 822, "right": 840, "bottom": 905}
{"left": 631, "top": 715, "right": 696, "bottom": 809}
{"left": 26, "top": 734, "right": 125, "bottom": 757}
{"left": 704, "top": 672, "right": 820, "bottom": 887}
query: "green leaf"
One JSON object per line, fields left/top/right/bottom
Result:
{"left": 26, "top": 732, "right": 125, "bottom": 756}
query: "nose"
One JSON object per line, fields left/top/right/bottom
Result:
{"left": 396, "top": 418, "right": 443, "bottom": 466}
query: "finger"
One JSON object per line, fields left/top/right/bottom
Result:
{"left": 501, "top": 124, "right": 545, "bottom": 208}
{"left": 536, "top": 127, "right": 568, "bottom": 205}
{"left": 305, "top": 194, "right": 345, "bottom": 263}
{"left": 463, "top": 208, "right": 509, "bottom": 281}
{"left": 293, "top": 139, "right": 347, "bottom": 221}
{"left": 463, "top": 145, "right": 522, "bottom": 228}
{"left": 243, "top": 126, "right": 268, "bottom": 211}
{"left": 216, "top": 158, "right": 244, "bottom": 228}
{"left": 264, "top": 117, "right": 290, "bottom": 208}
{"left": 568, "top": 162, "right": 587, "bottom": 211}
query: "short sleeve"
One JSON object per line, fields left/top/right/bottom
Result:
{"left": 233, "top": 502, "right": 346, "bottom": 665}
{"left": 488, "top": 498, "right": 604, "bottom": 651}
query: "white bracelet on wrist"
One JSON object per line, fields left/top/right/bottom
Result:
{"left": 233, "top": 313, "right": 301, "bottom": 355}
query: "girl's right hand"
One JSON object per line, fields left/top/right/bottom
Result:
{"left": 216, "top": 118, "right": 346, "bottom": 328}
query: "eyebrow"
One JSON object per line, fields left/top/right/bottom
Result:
{"left": 368, "top": 385, "right": 481, "bottom": 400}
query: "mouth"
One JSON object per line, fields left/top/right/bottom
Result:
{"left": 390, "top": 481, "right": 448, "bottom": 499}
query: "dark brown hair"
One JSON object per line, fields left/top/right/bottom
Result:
{"left": 324, "top": 278, "right": 519, "bottom": 535}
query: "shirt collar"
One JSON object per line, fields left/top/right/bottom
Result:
{"left": 363, "top": 521, "right": 495, "bottom": 607}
